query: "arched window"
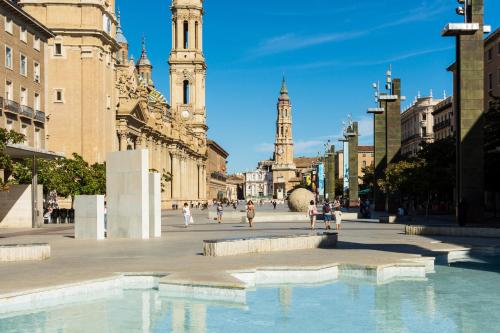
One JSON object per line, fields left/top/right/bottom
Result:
{"left": 183, "top": 21, "right": 189, "bottom": 49}
{"left": 174, "top": 21, "right": 177, "bottom": 48}
{"left": 183, "top": 80, "right": 190, "bottom": 104}
{"left": 195, "top": 21, "right": 199, "bottom": 49}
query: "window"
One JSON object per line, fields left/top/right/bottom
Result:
{"left": 54, "top": 43, "right": 62, "bottom": 56}
{"left": 6, "top": 119, "right": 13, "bottom": 131}
{"left": 20, "top": 27, "right": 27, "bottom": 43}
{"left": 34, "top": 62, "right": 40, "bottom": 82}
{"left": 487, "top": 48, "right": 493, "bottom": 61}
{"left": 4, "top": 17, "right": 13, "bottom": 34}
{"left": 195, "top": 21, "right": 199, "bottom": 49}
{"left": 183, "top": 21, "right": 189, "bottom": 49}
{"left": 20, "top": 54, "right": 27, "bottom": 76}
{"left": 488, "top": 73, "right": 493, "bottom": 91}
{"left": 5, "top": 81, "right": 13, "bottom": 100}
{"left": 362, "top": 161, "right": 367, "bottom": 168}
{"left": 422, "top": 113, "right": 426, "bottom": 121}
{"left": 103, "top": 14, "right": 111, "bottom": 34}
{"left": 20, "top": 87, "right": 27, "bottom": 106}
{"left": 20, "top": 123, "right": 27, "bottom": 138}
{"left": 54, "top": 89, "right": 63, "bottom": 103}
{"left": 34, "top": 93, "right": 40, "bottom": 111}
{"left": 422, "top": 127, "right": 427, "bottom": 137}
{"left": 34, "top": 36, "right": 40, "bottom": 51}
{"left": 34, "top": 128, "right": 41, "bottom": 149}
{"left": 5, "top": 46, "right": 12, "bottom": 69}
{"left": 183, "top": 80, "right": 190, "bottom": 104}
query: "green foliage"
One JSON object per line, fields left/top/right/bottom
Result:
{"left": 150, "top": 169, "right": 172, "bottom": 193}
{"left": 359, "top": 165, "right": 375, "bottom": 193}
{"left": 0, "top": 129, "right": 25, "bottom": 190}
{"left": 11, "top": 153, "right": 106, "bottom": 207}
{"left": 335, "top": 178, "right": 344, "bottom": 197}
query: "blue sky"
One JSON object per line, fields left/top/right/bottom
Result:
{"left": 118, "top": 0, "right": 499, "bottom": 173}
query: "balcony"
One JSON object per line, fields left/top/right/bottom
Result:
{"left": 20, "top": 105, "right": 34, "bottom": 118}
{"left": 4, "top": 99, "right": 20, "bottom": 114}
{"left": 0, "top": 96, "right": 3, "bottom": 110}
{"left": 433, "top": 119, "right": 451, "bottom": 132}
{"left": 401, "top": 134, "right": 421, "bottom": 145}
{"left": 34, "top": 110, "right": 45, "bottom": 123}
{"left": 211, "top": 171, "right": 227, "bottom": 182}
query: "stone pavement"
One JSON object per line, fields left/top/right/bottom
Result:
{"left": 0, "top": 207, "right": 497, "bottom": 295}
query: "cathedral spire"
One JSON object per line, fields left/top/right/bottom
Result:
{"left": 280, "top": 75, "right": 288, "bottom": 95}
{"left": 137, "top": 35, "right": 152, "bottom": 67}
{"left": 115, "top": 8, "right": 128, "bottom": 45}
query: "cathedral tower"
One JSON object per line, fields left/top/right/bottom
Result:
{"left": 169, "top": 0, "right": 207, "bottom": 148}
{"left": 272, "top": 77, "right": 296, "bottom": 199}
{"left": 136, "top": 38, "right": 153, "bottom": 86}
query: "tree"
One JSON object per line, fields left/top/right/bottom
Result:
{"left": 359, "top": 165, "right": 375, "bottom": 193}
{"left": 11, "top": 153, "right": 106, "bottom": 208}
{"left": 0, "top": 129, "right": 25, "bottom": 190}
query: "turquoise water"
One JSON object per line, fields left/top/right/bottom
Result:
{"left": 2, "top": 259, "right": 500, "bottom": 333}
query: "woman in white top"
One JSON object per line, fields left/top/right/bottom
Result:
{"left": 182, "top": 202, "right": 191, "bottom": 228}
{"left": 307, "top": 200, "right": 318, "bottom": 230}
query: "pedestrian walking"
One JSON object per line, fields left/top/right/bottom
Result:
{"left": 182, "top": 202, "right": 191, "bottom": 228}
{"left": 247, "top": 200, "right": 256, "bottom": 228}
{"left": 216, "top": 202, "right": 224, "bottom": 224}
{"left": 322, "top": 200, "right": 332, "bottom": 230}
{"left": 333, "top": 198, "right": 342, "bottom": 231}
{"left": 307, "top": 200, "right": 318, "bottom": 230}
{"left": 272, "top": 200, "right": 277, "bottom": 210}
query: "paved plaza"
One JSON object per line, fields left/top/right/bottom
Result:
{"left": 1, "top": 204, "right": 498, "bottom": 296}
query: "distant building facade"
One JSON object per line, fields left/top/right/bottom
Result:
{"left": 401, "top": 94, "right": 442, "bottom": 157}
{"left": 485, "top": 28, "right": 500, "bottom": 110}
{"left": 206, "top": 140, "right": 228, "bottom": 201}
{"left": 335, "top": 146, "right": 374, "bottom": 183}
{"left": 0, "top": 0, "right": 52, "bottom": 149}
{"left": 432, "top": 96, "right": 454, "bottom": 141}
{"left": 243, "top": 165, "right": 273, "bottom": 200}
{"left": 226, "top": 174, "right": 244, "bottom": 201}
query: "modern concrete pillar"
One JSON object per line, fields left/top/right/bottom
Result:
{"left": 453, "top": 3, "right": 485, "bottom": 225}
{"left": 373, "top": 100, "right": 387, "bottom": 211}
{"left": 149, "top": 172, "right": 161, "bottom": 238}
{"left": 74, "top": 195, "right": 105, "bottom": 240}
{"left": 325, "top": 145, "right": 336, "bottom": 200}
{"left": 106, "top": 150, "right": 149, "bottom": 239}
{"left": 348, "top": 122, "right": 359, "bottom": 207}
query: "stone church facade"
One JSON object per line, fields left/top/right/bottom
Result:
{"left": 19, "top": 0, "right": 208, "bottom": 208}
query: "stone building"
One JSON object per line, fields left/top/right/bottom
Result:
{"left": 206, "top": 139, "right": 228, "bottom": 201}
{"left": 19, "top": 0, "right": 209, "bottom": 208}
{"left": 0, "top": 0, "right": 52, "bottom": 149}
{"left": 19, "top": 0, "right": 119, "bottom": 164}
{"left": 432, "top": 96, "right": 454, "bottom": 141}
{"left": 335, "top": 146, "right": 374, "bottom": 183}
{"left": 401, "top": 93, "right": 442, "bottom": 157}
{"left": 226, "top": 174, "right": 244, "bottom": 202}
{"left": 243, "top": 167, "right": 273, "bottom": 200}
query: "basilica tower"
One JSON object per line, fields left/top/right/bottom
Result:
{"left": 169, "top": 0, "right": 207, "bottom": 148}
{"left": 272, "top": 78, "right": 296, "bottom": 199}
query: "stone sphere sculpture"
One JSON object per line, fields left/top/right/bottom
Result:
{"left": 287, "top": 188, "right": 315, "bottom": 212}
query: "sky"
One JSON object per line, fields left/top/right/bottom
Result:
{"left": 118, "top": 0, "right": 499, "bottom": 173}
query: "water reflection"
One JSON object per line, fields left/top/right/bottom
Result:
{"left": 1, "top": 260, "right": 500, "bottom": 332}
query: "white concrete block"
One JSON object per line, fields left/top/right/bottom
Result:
{"left": 106, "top": 150, "right": 150, "bottom": 239}
{"left": 149, "top": 173, "right": 161, "bottom": 238}
{"left": 74, "top": 195, "right": 105, "bottom": 240}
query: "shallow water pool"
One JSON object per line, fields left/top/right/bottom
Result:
{"left": 2, "top": 258, "right": 500, "bottom": 333}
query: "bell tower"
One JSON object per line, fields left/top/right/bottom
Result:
{"left": 272, "top": 77, "right": 296, "bottom": 199}
{"left": 169, "top": 0, "right": 207, "bottom": 147}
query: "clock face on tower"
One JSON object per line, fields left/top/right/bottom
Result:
{"left": 278, "top": 148, "right": 284, "bottom": 156}
{"left": 181, "top": 110, "right": 191, "bottom": 120}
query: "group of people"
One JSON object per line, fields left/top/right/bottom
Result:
{"left": 181, "top": 200, "right": 257, "bottom": 228}
{"left": 307, "top": 198, "right": 343, "bottom": 231}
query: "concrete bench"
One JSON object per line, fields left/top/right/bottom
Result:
{"left": 0, "top": 243, "right": 50, "bottom": 262}
{"left": 203, "top": 232, "right": 338, "bottom": 257}
{"left": 405, "top": 225, "right": 500, "bottom": 238}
